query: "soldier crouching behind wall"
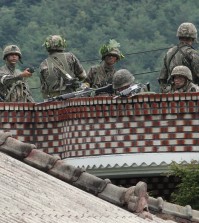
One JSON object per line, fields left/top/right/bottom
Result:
{"left": 169, "top": 65, "right": 199, "bottom": 93}
{"left": 112, "top": 69, "right": 149, "bottom": 97}
{"left": 0, "top": 45, "right": 34, "bottom": 102}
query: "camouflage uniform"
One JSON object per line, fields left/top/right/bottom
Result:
{"left": 85, "top": 40, "right": 124, "bottom": 88}
{"left": 86, "top": 61, "right": 116, "bottom": 88}
{"left": 39, "top": 35, "right": 86, "bottom": 99}
{"left": 169, "top": 65, "right": 199, "bottom": 93}
{"left": 0, "top": 45, "right": 34, "bottom": 102}
{"left": 159, "top": 23, "right": 199, "bottom": 92}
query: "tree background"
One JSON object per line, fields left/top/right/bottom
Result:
{"left": 1, "top": 0, "right": 199, "bottom": 101}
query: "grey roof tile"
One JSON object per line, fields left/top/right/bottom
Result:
{"left": 0, "top": 132, "right": 198, "bottom": 222}
{"left": 0, "top": 152, "right": 173, "bottom": 223}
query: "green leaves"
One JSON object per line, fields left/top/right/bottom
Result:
{"left": 168, "top": 160, "right": 199, "bottom": 209}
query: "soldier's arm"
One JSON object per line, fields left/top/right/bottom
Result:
{"left": 158, "top": 55, "right": 169, "bottom": 84}
{"left": 0, "top": 66, "right": 32, "bottom": 85}
{"left": 71, "top": 53, "right": 87, "bottom": 81}
{"left": 189, "top": 52, "right": 199, "bottom": 84}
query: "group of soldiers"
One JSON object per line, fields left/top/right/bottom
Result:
{"left": 1, "top": 21, "right": 199, "bottom": 103}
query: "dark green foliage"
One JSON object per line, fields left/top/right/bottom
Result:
{"left": 168, "top": 161, "right": 199, "bottom": 210}
{"left": 1, "top": 0, "right": 199, "bottom": 101}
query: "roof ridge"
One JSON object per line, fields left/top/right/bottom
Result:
{"left": 0, "top": 131, "right": 198, "bottom": 222}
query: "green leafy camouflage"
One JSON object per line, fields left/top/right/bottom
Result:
{"left": 43, "top": 35, "right": 67, "bottom": 51}
{"left": 99, "top": 39, "right": 124, "bottom": 60}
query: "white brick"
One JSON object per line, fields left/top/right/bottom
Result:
{"left": 158, "top": 146, "right": 168, "bottom": 152}
{"left": 192, "top": 146, "right": 199, "bottom": 151}
{"left": 192, "top": 133, "right": 199, "bottom": 138}
{"left": 152, "top": 128, "right": 161, "bottom": 133}
{"left": 123, "top": 141, "right": 132, "bottom": 147}
{"left": 115, "top": 123, "right": 124, "bottom": 128}
{"left": 144, "top": 121, "right": 153, "bottom": 127}
{"left": 159, "top": 121, "right": 169, "bottom": 126}
{"left": 137, "top": 141, "right": 145, "bottom": 146}
{"left": 48, "top": 135, "right": 54, "bottom": 140}
{"left": 184, "top": 126, "right": 193, "bottom": 131}
{"left": 176, "top": 133, "right": 184, "bottom": 138}
{"left": 114, "top": 148, "right": 124, "bottom": 153}
{"left": 136, "top": 128, "right": 145, "bottom": 134}
{"left": 159, "top": 133, "right": 169, "bottom": 138}
{"left": 168, "top": 127, "right": 177, "bottom": 132}
{"left": 183, "top": 114, "right": 194, "bottom": 119}
{"left": 145, "top": 147, "right": 153, "bottom": 152}
{"left": 144, "top": 134, "right": 153, "bottom": 140}
{"left": 165, "top": 114, "right": 178, "bottom": 119}
{"left": 153, "top": 140, "right": 161, "bottom": 146}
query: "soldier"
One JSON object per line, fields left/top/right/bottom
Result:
{"left": 85, "top": 39, "right": 124, "bottom": 89}
{"left": 169, "top": 65, "right": 199, "bottom": 93}
{"left": 158, "top": 22, "right": 199, "bottom": 93}
{"left": 39, "top": 35, "right": 87, "bottom": 100}
{"left": 0, "top": 45, "right": 34, "bottom": 102}
{"left": 112, "top": 69, "right": 149, "bottom": 97}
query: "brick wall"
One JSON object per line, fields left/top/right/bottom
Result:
{"left": 0, "top": 92, "right": 199, "bottom": 159}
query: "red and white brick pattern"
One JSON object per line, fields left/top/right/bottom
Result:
{"left": 0, "top": 93, "right": 199, "bottom": 158}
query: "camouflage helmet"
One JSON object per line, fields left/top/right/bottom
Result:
{"left": 176, "top": 22, "right": 197, "bottom": 40}
{"left": 99, "top": 39, "right": 124, "bottom": 60}
{"left": 3, "top": 45, "right": 22, "bottom": 60}
{"left": 171, "top": 65, "right": 192, "bottom": 81}
{"left": 113, "top": 69, "right": 135, "bottom": 89}
{"left": 43, "top": 35, "right": 67, "bottom": 51}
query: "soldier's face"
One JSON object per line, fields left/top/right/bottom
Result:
{"left": 6, "top": 53, "right": 19, "bottom": 65}
{"left": 173, "top": 75, "right": 186, "bottom": 89}
{"left": 104, "top": 55, "right": 118, "bottom": 66}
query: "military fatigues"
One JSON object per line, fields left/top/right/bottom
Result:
{"left": 39, "top": 52, "right": 86, "bottom": 99}
{"left": 169, "top": 65, "right": 199, "bottom": 93}
{"left": 159, "top": 42, "right": 199, "bottom": 91}
{"left": 170, "top": 81, "right": 199, "bottom": 93}
{"left": 0, "top": 64, "right": 34, "bottom": 102}
{"left": 86, "top": 61, "right": 116, "bottom": 88}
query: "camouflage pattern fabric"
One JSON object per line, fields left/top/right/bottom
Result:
{"left": 0, "top": 64, "right": 34, "bottom": 102}
{"left": 85, "top": 61, "right": 116, "bottom": 88}
{"left": 159, "top": 42, "right": 199, "bottom": 91}
{"left": 170, "top": 81, "right": 199, "bottom": 93}
{"left": 39, "top": 52, "right": 86, "bottom": 99}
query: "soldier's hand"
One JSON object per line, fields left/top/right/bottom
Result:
{"left": 20, "top": 69, "right": 32, "bottom": 78}
{"left": 71, "top": 78, "right": 81, "bottom": 89}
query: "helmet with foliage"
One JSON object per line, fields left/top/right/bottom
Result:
{"left": 176, "top": 22, "right": 197, "bottom": 40}
{"left": 99, "top": 39, "right": 124, "bottom": 60}
{"left": 113, "top": 69, "right": 135, "bottom": 89}
{"left": 3, "top": 45, "right": 22, "bottom": 60}
{"left": 43, "top": 35, "right": 67, "bottom": 51}
{"left": 171, "top": 65, "right": 192, "bottom": 81}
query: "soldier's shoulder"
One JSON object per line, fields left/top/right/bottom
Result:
{"left": 88, "top": 64, "right": 101, "bottom": 73}
{"left": 0, "top": 65, "right": 9, "bottom": 73}
{"left": 166, "top": 45, "right": 178, "bottom": 55}
{"left": 40, "top": 59, "right": 48, "bottom": 67}
{"left": 64, "top": 52, "right": 78, "bottom": 60}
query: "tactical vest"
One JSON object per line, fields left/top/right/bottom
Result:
{"left": 90, "top": 64, "right": 115, "bottom": 88}
{"left": 165, "top": 44, "right": 193, "bottom": 82}
{"left": 45, "top": 53, "right": 74, "bottom": 91}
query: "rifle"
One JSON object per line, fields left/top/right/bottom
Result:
{"left": 113, "top": 82, "right": 150, "bottom": 99}
{"left": 37, "top": 84, "right": 114, "bottom": 104}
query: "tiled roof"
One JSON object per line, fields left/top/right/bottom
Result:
{"left": 0, "top": 131, "right": 198, "bottom": 223}
{"left": 1, "top": 152, "right": 166, "bottom": 223}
